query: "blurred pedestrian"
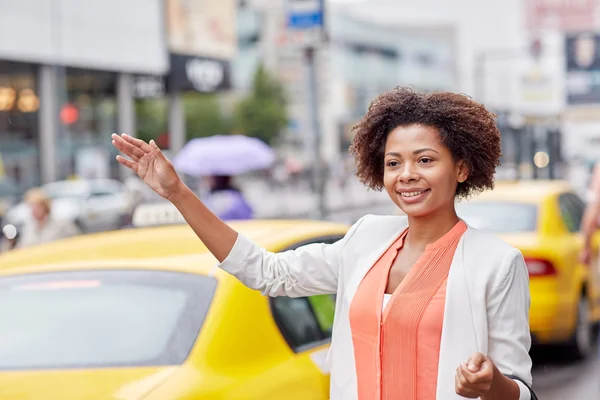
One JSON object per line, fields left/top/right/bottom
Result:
{"left": 112, "top": 87, "right": 535, "bottom": 400}
{"left": 15, "top": 188, "right": 81, "bottom": 249}
{"left": 203, "top": 175, "right": 253, "bottom": 221}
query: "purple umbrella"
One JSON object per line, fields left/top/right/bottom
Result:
{"left": 172, "top": 135, "right": 276, "bottom": 177}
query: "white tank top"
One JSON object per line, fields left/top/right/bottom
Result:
{"left": 382, "top": 293, "right": 392, "bottom": 312}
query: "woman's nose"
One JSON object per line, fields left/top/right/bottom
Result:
{"left": 398, "top": 164, "right": 418, "bottom": 182}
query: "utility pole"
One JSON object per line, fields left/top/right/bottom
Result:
{"left": 285, "top": 0, "right": 327, "bottom": 219}
{"left": 305, "top": 46, "right": 326, "bottom": 219}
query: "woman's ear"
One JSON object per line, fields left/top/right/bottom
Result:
{"left": 456, "top": 160, "right": 470, "bottom": 184}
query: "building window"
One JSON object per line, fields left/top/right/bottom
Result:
{"left": 56, "top": 68, "right": 119, "bottom": 180}
{"left": 0, "top": 61, "right": 40, "bottom": 194}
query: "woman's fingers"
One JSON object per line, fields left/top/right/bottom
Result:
{"left": 112, "top": 136, "right": 145, "bottom": 161}
{"left": 116, "top": 155, "right": 138, "bottom": 173}
{"left": 120, "top": 133, "right": 152, "bottom": 152}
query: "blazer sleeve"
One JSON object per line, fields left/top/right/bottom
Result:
{"left": 217, "top": 215, "right": 368, "bottom": 297}
{"left": 487, "top": 249, "right": 533, "bottom": 400}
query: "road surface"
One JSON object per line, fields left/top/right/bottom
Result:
{"left": 532, "top": 346, "right": 599, "bottom": 399}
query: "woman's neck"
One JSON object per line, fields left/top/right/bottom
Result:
{"left": 405, "top": 207, "right": 460, "bottom": 250}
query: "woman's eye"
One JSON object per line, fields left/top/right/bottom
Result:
{"left": 387, "top": 161, "right": 399, "bottom": 167}
{"left": 419, "top": 158, "right": 432, "bottom": 164}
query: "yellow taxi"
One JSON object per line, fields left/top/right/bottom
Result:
{"left": 456, "top": 180, "right": 600, "bottom": 358}
{"left": 0, "top": 219, "right": 349, "bottom": 400}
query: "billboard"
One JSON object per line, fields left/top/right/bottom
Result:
{"left": 525, "top": 0, "right": 596, "bottom": 32}
{"left": 166, "top": 0, "right": 237, "bottom": 60}
{"left": 565, "top": 32, "right": 600, "bottom": 105}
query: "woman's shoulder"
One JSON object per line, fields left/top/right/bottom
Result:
{"left": 338, "top": 214, "right": 408, "bottom": 257}
{"left": 349, "top": 213, "right": 408, "bottom": 237}
{"left": 463, "top": 226, "right": 522, "bottom": 260}
{"left": 462, "top": 227, "right": 526, "bottom": 285}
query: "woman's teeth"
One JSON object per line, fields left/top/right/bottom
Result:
{"left": 401, "top": 190, "right": 427, "bottom": 197}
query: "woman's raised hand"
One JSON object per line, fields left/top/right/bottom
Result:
{"left": 112, "top": 133, "right": 183, "bottom": 200}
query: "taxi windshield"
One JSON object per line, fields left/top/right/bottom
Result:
{"left": 456, "top": 201, "right": 538, "bottom": 233}
{"left": 0, "top": 269, "right": 216, "bottom": 370}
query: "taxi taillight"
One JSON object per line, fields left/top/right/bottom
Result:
{"left": 524, "top": 257, "right": 556, "bottom": 277}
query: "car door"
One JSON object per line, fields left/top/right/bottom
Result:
{"left": 85, "top": 182, "right": 127, "bottom": 232}
{"left": 558, "top": 193, "right": 600, "bottom": 318}
{"left": 557, "top": 192, "right": 585, "bottom": 295}
{"left": 267, "top": 235, "right": 344, "bottom": 399}
{"left": 82, "top": 187, "right": 116, "bottom": 232}
{"left": 566, "top": 193, "right": 600, "bottom": 321}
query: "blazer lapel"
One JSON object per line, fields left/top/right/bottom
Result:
{"left": 344, "top": 221, "right": 407, "bottom": 304}
{"left": 436, "top": 230, "right": 479, "bottom": 399}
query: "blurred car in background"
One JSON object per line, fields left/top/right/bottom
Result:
{"left": 2, "top": 179, "right": 136, "bottom": 236}
{"left": 456, "top": 180, "right": 600, "bottom": 359}
{"left": 0, "top": 219, "right": 348, "bottom": 400}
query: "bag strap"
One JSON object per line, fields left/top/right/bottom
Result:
{"left": 504, "top": 375, "right": 538, "bottom": 400}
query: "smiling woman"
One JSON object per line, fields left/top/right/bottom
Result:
{"left": 111, "top": 86, "right": 534, "bottom": 400}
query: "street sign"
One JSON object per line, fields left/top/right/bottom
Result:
{"left": 283, "top": 0, "right": 325, "bottom": 48}
{"left": 286, "top": 0, "right": 324, "bottom": 30}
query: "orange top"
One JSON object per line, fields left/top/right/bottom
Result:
{"left": 349, "top": 220, "right": 467, "bottom": 400}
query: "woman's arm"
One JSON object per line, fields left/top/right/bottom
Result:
{"left": 486, "top": 249, "right": 534, "bottom": 400}
{"left": 170, "top": 181, "right": 367, "bottom": 297}
{"left": 169, "top": 183, "right": 240, "bottom": 262}
{"left": 217, "top": 215, "right": 366, "bottom": 297}
{"left": 112, "top": 133, "right": 365, "bottom": 297}
{"left": 483, "top": 364, "right": 521, "bottom": 400}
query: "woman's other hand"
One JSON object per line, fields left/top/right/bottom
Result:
{"left": 455, "top": 352, "right": 494, "bottom": 398}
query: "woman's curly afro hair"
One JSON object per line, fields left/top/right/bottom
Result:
{"left": 349, "top": 87, "right": 501, "bottom": 199}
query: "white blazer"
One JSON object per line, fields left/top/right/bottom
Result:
{"left": 218, "top": 214, "right": 533, "bottom": 400}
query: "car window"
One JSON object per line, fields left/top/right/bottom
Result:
{"left": 271, "top": 296, "right": 325, "bottom": 351}
{"left": 566, "top": 193, "right": 585, "bottom": 231}
{"left": 43, "top": 183, "right": 88, "bottom": 200}
{"left": 90, "top": 189, "right": 114, "bottom": 197}
{"left": 270, "top": 235, "right": 344, "bottom": 351}
{"left": 558, "top": 193, "right": 585, "bottom": 233}
{"left": 91, "top": 180, "right": 123, "bottom": 195}
{"left": 455, "top": 201, "right": 538, "bottom": 232}
{"left": 308, "top": 294, "right": 336, "bottom": 338}
{"left": 0, "top": 269, "right": 216, "bottom": 370}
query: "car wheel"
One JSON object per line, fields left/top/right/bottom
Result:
{"left": 566, "top": 297, "right": 593, "bottom": 360}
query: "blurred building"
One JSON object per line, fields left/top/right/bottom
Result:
{"left": 232, "top": 1, "right": 457, "bottom": 164}
{"left": 327, "top": 10, "right": 457, "bottom": 154}
{"left": 0, "top": 0, "right": 237, "bottom": 195}
{"left": 0, "top": 0, "right": 168, "bottom": 193}
{"left": 335, "top": 0, "right": 593, "bottom": 182}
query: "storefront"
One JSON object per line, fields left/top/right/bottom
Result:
{"left": 0, "top": 0, "right": 169, "bottom": 186}
{"left": 0, "top": 61, "right": 40, "bottom": 193}
{"left": 56, "top": 68, "right": 119, "bottom": 180}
